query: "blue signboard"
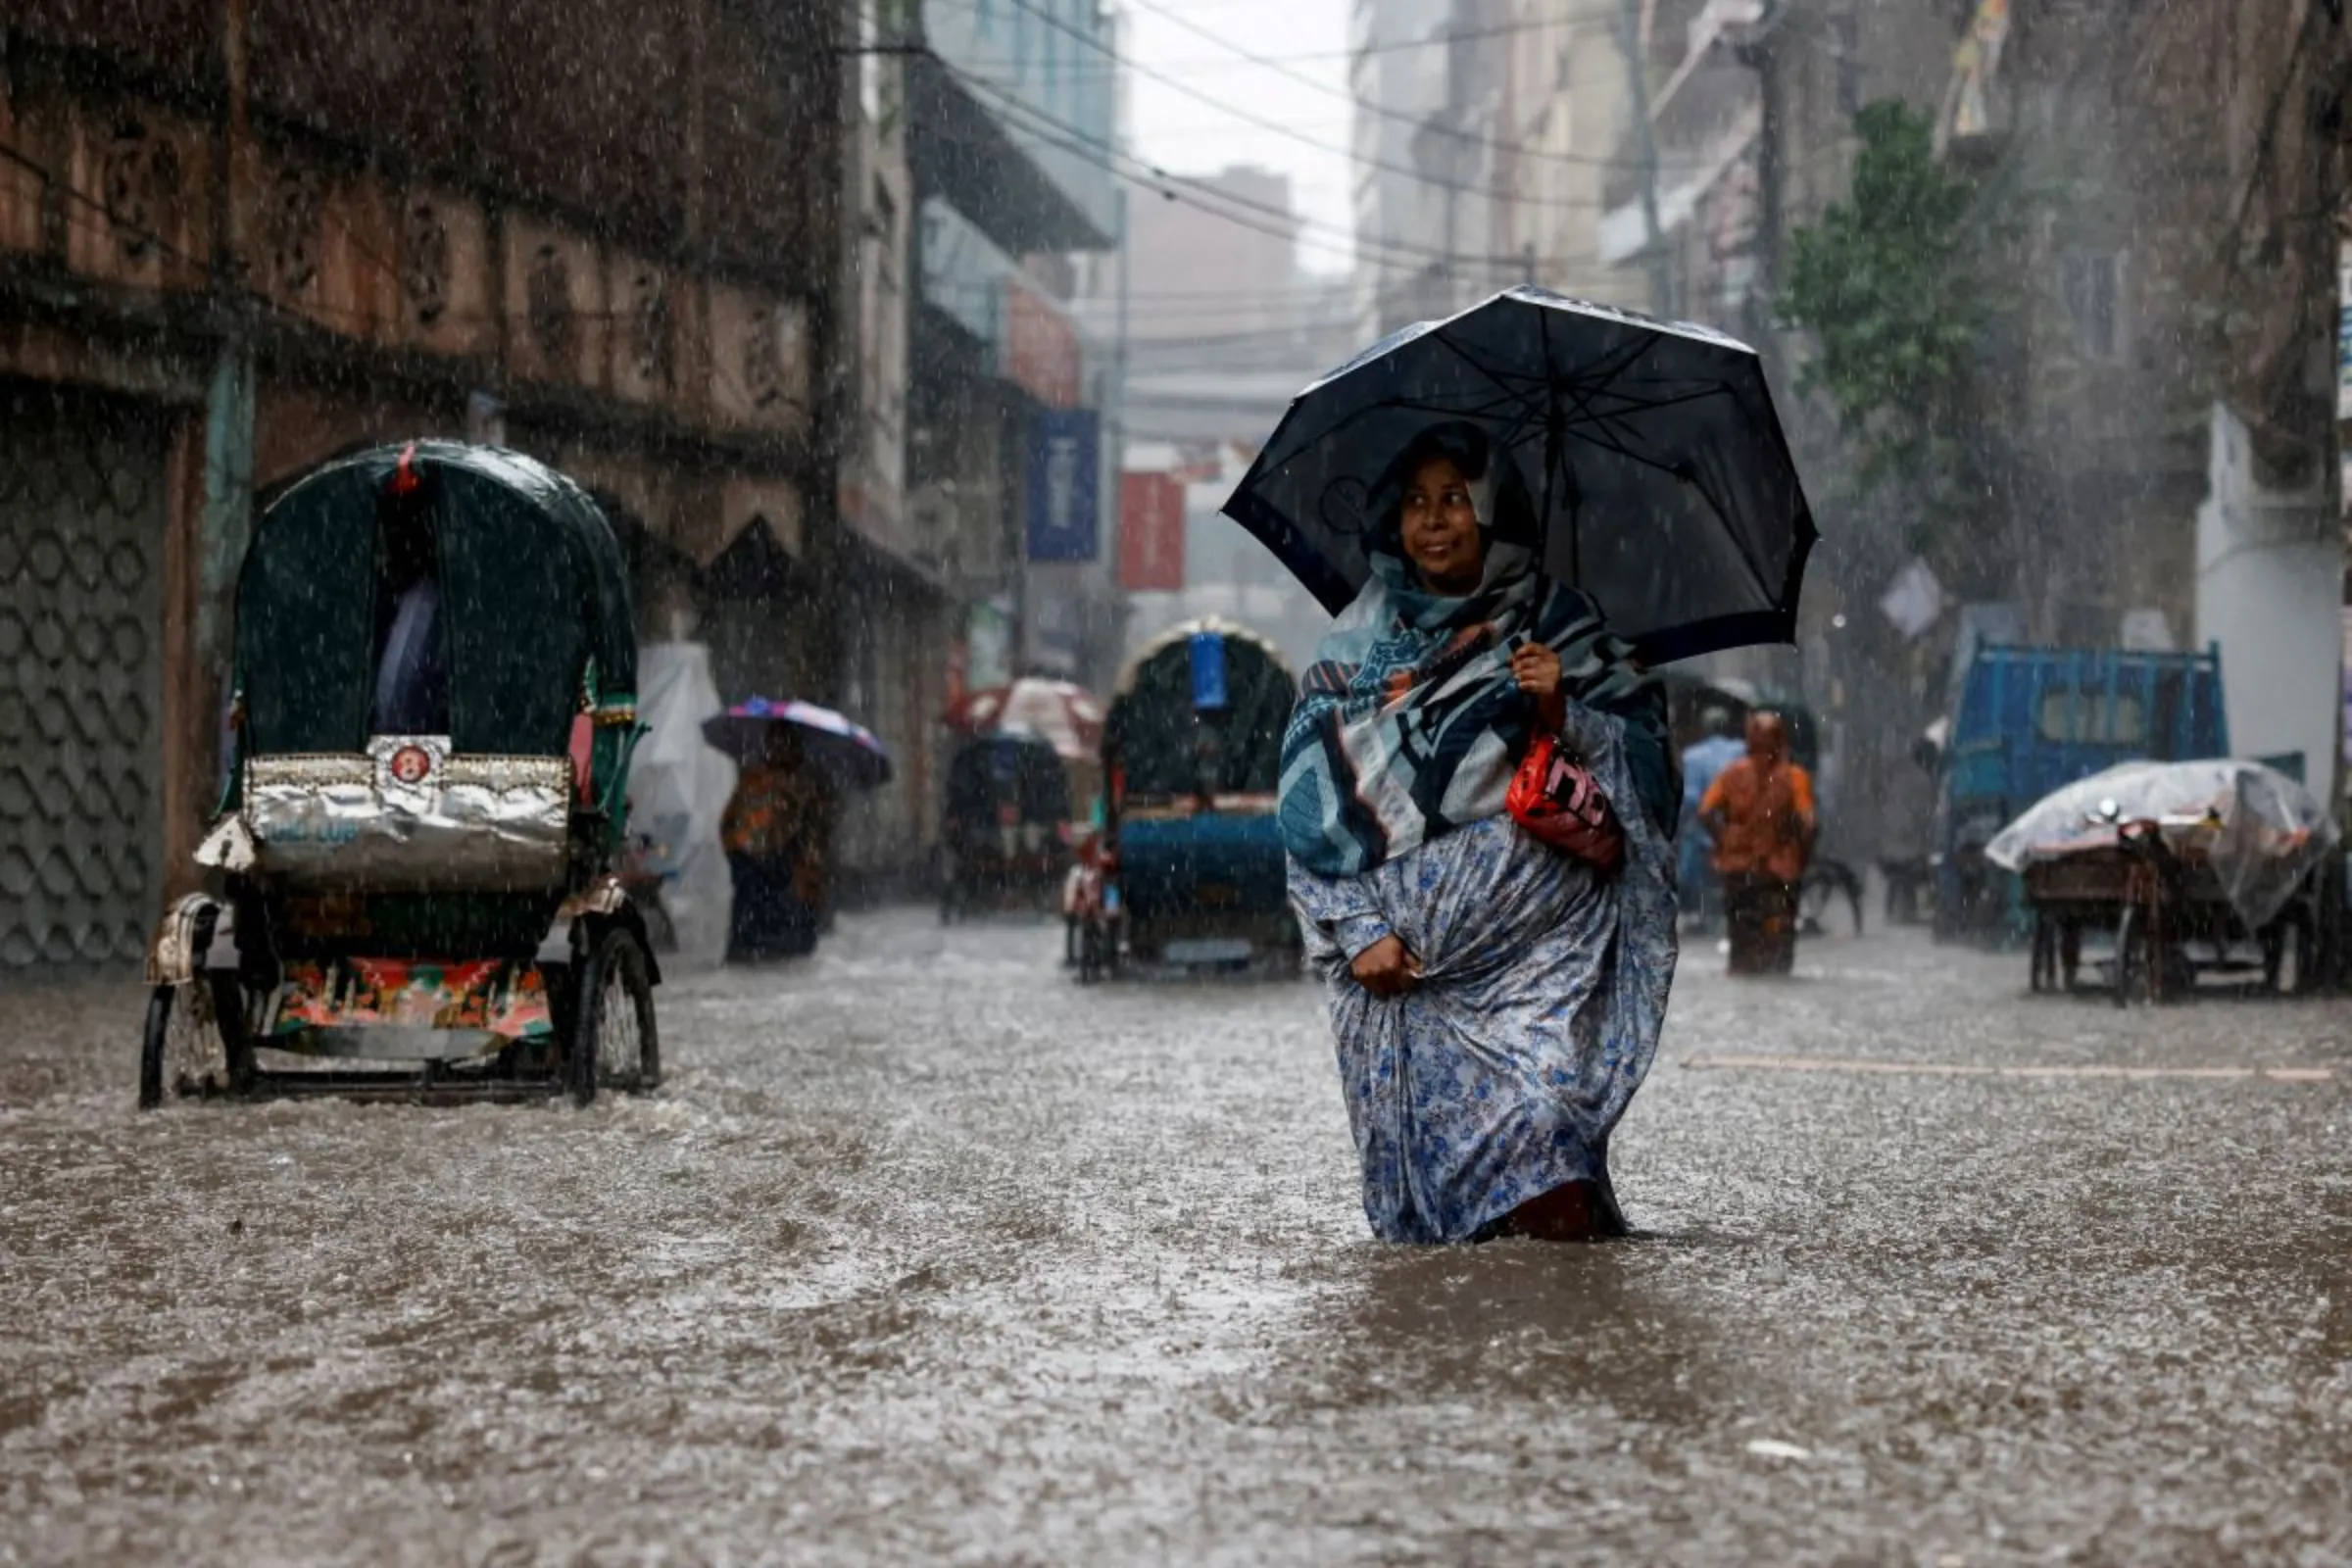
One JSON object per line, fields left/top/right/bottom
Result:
{"left": 1189, "top": 631, "right": 1228, "bottom": 711}
{"left": 1025, "top": 408, "right": 1101, "bottom": 563}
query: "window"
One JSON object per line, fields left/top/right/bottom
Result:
{"left": 2036, "top": 688, "right": 2148, "bottom": 748}
{"left": 1833, "top": 14, "right": 1861, "bottom": 117}
{"left": 2057, "top": 249, "right": 2126, "bottom": 362}
{"left": 1044, "top": 10, "right": 1057, "bottom": 110}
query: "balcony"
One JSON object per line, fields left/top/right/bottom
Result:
{"left": 909, "top": 0, "right": 1118, "bottom": 256}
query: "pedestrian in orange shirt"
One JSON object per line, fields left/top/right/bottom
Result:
{"left": 1698, "top": 710, "right": 1816, "bottom": 975}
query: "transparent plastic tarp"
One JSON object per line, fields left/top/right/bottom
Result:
{"left": 628, "top": 644, "right": 739, "bottom": 970}
{"left": 1985, "top": 760, "right": 2338, "bottom": 929}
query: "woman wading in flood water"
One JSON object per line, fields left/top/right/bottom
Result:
{"left": 1281, "top": 422, "right": 1680, "bottom": 1243}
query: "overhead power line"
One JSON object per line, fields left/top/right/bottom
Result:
{"left": 945, "top": 64, "right": 1538, "bottom": 276}
{"left": 971, "top": 0, "right": 1629, "bottom": 211}
{"left": 1117, "top": 0, "right": 1645, "bottom": 172}
{"left": 933, "top": 5, "right": 1629, "bottom": 76}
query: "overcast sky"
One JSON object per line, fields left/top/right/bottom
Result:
{"left": 1118, "top": 0, "right": 1356, "bottom": 276}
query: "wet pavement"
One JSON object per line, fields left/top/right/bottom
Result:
{"left": 3, "top": 911, "right": 2349, "bottom": 1565}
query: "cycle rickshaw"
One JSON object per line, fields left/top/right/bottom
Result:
{"left": 1986, "top": 760, "right": 2335, "bottom": 1004}
{"left": 938, "top": 728, "right": 1074, "bottom": 920}
{"left": 140, "top": 441, "right": 659, "bottom": 1106}
{"left": 1079, "top": 618, "right": 1300, "bottom": 976}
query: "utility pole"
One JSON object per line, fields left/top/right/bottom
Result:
{"left": 1619, "top": 0, "right": 1671, "bottom": 315}
{"left": 1106, "top": 184, "right": 1133, "bottom": 686}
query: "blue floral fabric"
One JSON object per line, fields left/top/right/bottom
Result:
{"left": 1289, "top": 697, "right": 1679, "bottom": 1244}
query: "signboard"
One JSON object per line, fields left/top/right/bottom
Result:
{"left": 1025, "top": 408, "right": 1100, "bottom": 563}
{"left": 2337, "top": 246, "right": 2352, "bottom": 422}
{"left": 1027, "top": 567, "right": 1081, "bottom": 674}
{"left": 2342, "top": 608, "right": 2352, "bottom": 791}
{"left": 1005, "top": 281, "right": 1082, "bottom": 408}
{"left": 1119, "top": 471, "right": 1187, "bottom": 592}
{"left": 968, "top": 600, "right": 1013, "bottom": 690}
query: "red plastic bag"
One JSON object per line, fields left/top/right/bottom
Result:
{"left": 1505, "top": 732, "right": 1623, "bottom": 872}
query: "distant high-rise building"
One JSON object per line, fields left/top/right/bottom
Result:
{"left": 1122, "top": 166, "right": 1303, "bottom": 346}
{"left": 1349, "top": 0, "right": 1454, "bottom": 337}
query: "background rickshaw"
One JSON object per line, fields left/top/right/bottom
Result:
{"left": 939, "top": 729, "right": 1074, "bottom": 919}
{"left": 1986, "top": 760, "right": 2335, "bottom": 1004}
{"left": 141, "top": 441, "right": 659, "bottom": 1106}
{"left": 1085, "top": 618, "right": 1299, "bottom": 973}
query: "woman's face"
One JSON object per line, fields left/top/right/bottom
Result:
{"left": 1398, "top": 455, "right": 1484, "bottom": 595}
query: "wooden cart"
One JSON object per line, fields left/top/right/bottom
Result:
{"left": 2023, "top": 819, "right": 2316, "bottom": 1004}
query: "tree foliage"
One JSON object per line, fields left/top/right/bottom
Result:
{"left": 1779, "top": 101, "right": 2005, "bottom": 524}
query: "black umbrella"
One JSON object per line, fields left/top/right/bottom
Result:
{"left": 1219, "top": 286, "right": 1817, "bottom": 664}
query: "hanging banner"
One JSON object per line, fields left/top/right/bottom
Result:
{"left": 1025, "top": 408, "right": 1101, "bottom": 563}
{"left": 1947, "top": 0, "right": 2010, "bottom": 142}
{"left": 1119, "top": 470, "right": 1187, "bottom": 592}
{"left": 1026, "top": 566, "right": 1082, "bottom": 673}
{"left": 1005, "top": 281, "right": 1082, "bottom": 408}
{"left": 2336, "top": 245, "right": 2352, "bottom": 422}
{"left": 968, "top": 599, "right": 1014, "bottom": 690}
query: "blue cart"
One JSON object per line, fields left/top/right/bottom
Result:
{"left": 1932, "top": 643, "right": 2229, "bottom": 942}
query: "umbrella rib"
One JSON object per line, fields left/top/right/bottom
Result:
{"left": 1538, "top": 306, "right": 1576, "bottom": 581}
{"left": 1560, "top": 384, "right": 1735, "bottom": 426}
{"left": 1265, "top": 387, "right": 1536, "bottom": 474}
{"left": 1432, "top": 331, "right": 1548, "bottom": 412}
{"left": 1556, "top": 420, "right": 1769, "bottom": 592}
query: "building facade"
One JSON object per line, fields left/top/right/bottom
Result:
{"left": 866, "top": 0, "right": 1123, "bottom": 895}
{"left": 0, "top": 0, "right": 863, "bottom": 971}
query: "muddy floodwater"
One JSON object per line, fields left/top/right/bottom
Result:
{"left": 4, "top": 910, "right": 2349, "bottom": 1564}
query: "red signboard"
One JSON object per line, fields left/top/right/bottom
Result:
{"left": 1119, "top": 470, "right": 1187, "bottom": 592}
{"left": 1004, "top": 281, "right": 1082, "bottom": 408}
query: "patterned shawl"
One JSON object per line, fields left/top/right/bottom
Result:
{"left": 1278, "top": 423, "right": 1673, "bottom": 879}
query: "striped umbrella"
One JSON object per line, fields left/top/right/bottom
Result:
{"left": 703, "top": 697, "right": 893, "bottom": 792}
{"left": 943, "top": 678, "right": 1104, "bottom": 762}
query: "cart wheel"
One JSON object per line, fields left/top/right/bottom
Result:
{"left": 2288, "top": 916, "right": 2317, "bottom": 995}
{"left": 138, "top": 980, "right": 238, "bottom": 1109}
{"left": 568, "top": 926, "right": 660, "bottom": 1105}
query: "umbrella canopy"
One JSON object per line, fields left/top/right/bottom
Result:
{"left": 944, "top": 678, "right": 1103, "bottom": 761}
{"left": 703, "top": 698, "right": 894, "bottom": 792}
{"left": 1985, "top": 760, "right": 2338, "bottom": 930}
{"left": 1220, "top": 285, "right": 1816, "bottom": 665}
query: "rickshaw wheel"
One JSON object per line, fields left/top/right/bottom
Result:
{"left": 568, "top": 927, "right": 661, "bottom": 1105}
{"left": 138, "top": 979, "right": 243, "bottom": 1109}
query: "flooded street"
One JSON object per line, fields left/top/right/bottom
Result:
{"left": 4, "top": 914, "right": 2350, "bottom": 1565}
